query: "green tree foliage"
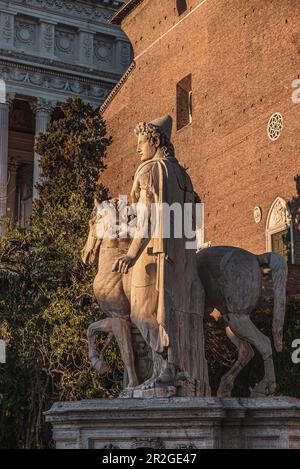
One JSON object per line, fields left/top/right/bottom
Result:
{"left": 0, "top": 98, "right": 123, "bottom": 449}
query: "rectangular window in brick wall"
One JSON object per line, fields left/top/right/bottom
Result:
{"left": 176, "top": 0, "right": 188, "bottom": 16}
{"left": 177, "top": 74, "right": 192, "bottom": 131}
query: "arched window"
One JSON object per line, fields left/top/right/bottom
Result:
{"left": 266, "top": 197, "right": 294, "bottom": 263}
{"left": 176, "top": 0, "right": 188, "bottom": 16}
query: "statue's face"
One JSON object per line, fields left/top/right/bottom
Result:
{"left": 137, "top": 132, "right": 157, "bottom": 161}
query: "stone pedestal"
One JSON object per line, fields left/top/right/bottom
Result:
{"left": 45, "top": 397, "right": 300, "bottom": 449}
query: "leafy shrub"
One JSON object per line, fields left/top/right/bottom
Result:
{"left": 0, "top": 98, "right": 123, "bottom": 449}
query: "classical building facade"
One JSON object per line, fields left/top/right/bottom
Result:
{"left": 0, "top": 0, "right": 130, "bottom": 231}
{"left": 101, "top": 0, "right": 300, "bottom": 266}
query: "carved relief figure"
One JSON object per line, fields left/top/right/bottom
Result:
{"left": 272, "top": 199, "right": 288, "bottom": 226}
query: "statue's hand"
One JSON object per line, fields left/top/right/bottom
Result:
{"left": 112, "top": 256, "right": 135, "bottom": 274}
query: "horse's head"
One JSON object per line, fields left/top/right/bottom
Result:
{"left": 81, "top": 198, "right": 136, "bottom": 265}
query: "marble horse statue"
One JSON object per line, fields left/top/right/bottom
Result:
{"left": 82, "top": 198, "right": 288, "bottom": 397}
{"left": 197, "top": 246, "right": 287, "bottom": 397}
{"left": 82, "top": 198, "right": 139, "bottom": 389}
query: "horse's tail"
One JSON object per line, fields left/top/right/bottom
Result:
{"left": 257, "top": 252, "right": 288, "bottom": 352}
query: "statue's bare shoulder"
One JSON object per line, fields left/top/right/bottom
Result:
{"left": 132, "top": 162, "right": 160, "bottom": 200}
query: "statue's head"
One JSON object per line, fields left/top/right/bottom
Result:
{"left": 134, "top": 115, "right": 174, "bottom": 162}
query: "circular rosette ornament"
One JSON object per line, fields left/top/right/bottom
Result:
{"left": 267, "top": 113, "right": 283, "bottom": 141}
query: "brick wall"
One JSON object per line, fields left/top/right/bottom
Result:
{"left": 102, "top": 0, "right": 300, "bottom": 260}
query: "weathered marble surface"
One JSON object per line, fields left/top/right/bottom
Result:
{"left": 83, "top": 116, "right": 210, "bottom": 397}
{"left": 45, "top": 397, "right": 300, "bottom": 449}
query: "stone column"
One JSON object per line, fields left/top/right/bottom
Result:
{"left": 7, "top": 159, "right": 18, "bottom": 225}
{"left": 31, "top": 99, "right": 53, "bottom": 200}
{"left": 0, "top": 95, "right": 13, "bottom": 234}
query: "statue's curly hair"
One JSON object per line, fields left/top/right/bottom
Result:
{"left": 134, "top": 122, "right": 175, "bottom": 159}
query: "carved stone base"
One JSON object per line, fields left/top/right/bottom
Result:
{"left": 45, "top": 397, "right": 300, "bottom": 449}
{"left": 119, "top": 377, "right": 206, "bottom": 399}
{"left": 120, "top": 386, "right": 177, "bottom": 399}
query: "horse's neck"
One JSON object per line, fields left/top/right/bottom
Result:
{"left": 97, "top": 237, "right": 131, "bottom": 270}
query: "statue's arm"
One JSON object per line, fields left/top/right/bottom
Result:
{"left": 127, "top": 187, "right": 153, "bottom": 256}
{"left": 112, "top": 172, "right": 154, "bottom": 274}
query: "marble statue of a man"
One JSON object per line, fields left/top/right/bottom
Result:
{"left": 113, "top": 116, "right": 209, "bottom": 394}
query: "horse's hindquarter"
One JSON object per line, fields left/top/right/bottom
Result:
{"left": 220, "top": 248, "right": 262, "bottom": 313}
{"left": 197, "top": 247, "right": 262, "bottom": 314}
{"left": 94, "top": 242, "right": 131, "bottom": 318}
{"left": 197, "top": 248, "right": 227, "bottom": 309}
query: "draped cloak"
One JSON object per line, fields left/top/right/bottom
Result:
{"left": 130, "top": 155, "right": 210, "bottom": 392}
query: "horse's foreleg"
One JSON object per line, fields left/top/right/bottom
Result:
{"left": 87, "top": 319, "right": 113, "bottom": 374}
{"left": 217, "top": 326, "right": 254, "bottom": 397}
{"left": 227, "top": 313, "right": 276, "bottom": 397}
{"left": 111, "top": 317, "right": 139, "bottom": 388}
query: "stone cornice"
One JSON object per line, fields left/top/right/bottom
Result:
{"left": 0, "top": 58, "right": 111, "bottom": 87}
{"left": 0, "top": 51, "right": 121, "bottom": 84}
{"left": 0, "top": 3, "right": 126, "bottom": 38}
{"left": 3, "top": 0, "right": 125, "bottom": 24}
{"left": 110, "top": 0, "right": 145, "bottom": 24}
{"left": 100, "top": 60, "right": 135, "bottom": 113}
{"left": 0, "top": 59, "right": 113, "bottom": 105}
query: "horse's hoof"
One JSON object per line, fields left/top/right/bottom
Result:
{"left": 136, "top": 375, "right": 159, "bottom": 390}
{"left": 91, "top": 356, "right": 108, "bottom": 374}
{"left": 128, "top": 382, "right": 139, "bottom": 388}
{"left": 250, "top": 381, "right": 276, "bottom": 397}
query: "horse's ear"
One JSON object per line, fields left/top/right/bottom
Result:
{"left": 116, "top": 197, "right": 126, "bottom": 213}
{"left": 94, "top": 198, "right": 101, "bottom": 210}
